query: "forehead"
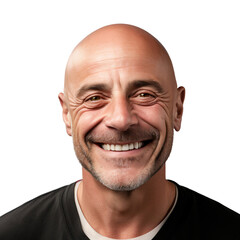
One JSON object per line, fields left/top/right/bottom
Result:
{"left": 65, "top": 27, "right": 177, "bottom": 94}
{"left": 67, "top": 53, "right": 175, "bottom": 94}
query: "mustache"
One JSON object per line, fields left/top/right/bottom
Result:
{"left": 86, "top": 127, "right": 159, "bottom": 144}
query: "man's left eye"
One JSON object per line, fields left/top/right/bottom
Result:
{"left": 131, "top": 91, "right": 156, "bottom": 105}
{"left": 136, "top": 92, "right": 156, "bottom": 99}
{"left": 138, "top": 93, "right": 152, "bottom": 97}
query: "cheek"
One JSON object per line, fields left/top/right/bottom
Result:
{"left": 135, "top": 104, "right": 169, "bottom": 130}
{"left": 72, "top": 107, "right": 106, "bottom": 140}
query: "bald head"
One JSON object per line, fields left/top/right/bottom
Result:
{"left": 59, "top": 24, "right": 185, "bottom": 190}
{"left": 64, "top": 24, "right": 177, "bottom": 95}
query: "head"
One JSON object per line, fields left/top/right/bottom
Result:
{"left": 59, "top": 24, "right": 185, "bottom": 191}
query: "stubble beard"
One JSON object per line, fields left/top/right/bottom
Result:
{"left": 73, "top": 126, "right": 174, "bottom": 192}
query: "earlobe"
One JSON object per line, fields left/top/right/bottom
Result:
{"left": 58, "top": 93, "right": 72, "bottom": 136}
{"left": 174, "top": 87, "right": 185, "bottom": 131}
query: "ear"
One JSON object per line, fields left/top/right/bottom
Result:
{"left": 174, "top": 87, "right": 185, "bottom": 131}
{"left": 58, "top": 92, "right": 72, "bottom": 136}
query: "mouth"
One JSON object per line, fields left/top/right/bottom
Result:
{"left": 98, "top": 140, "right": 151, "bottom": 152}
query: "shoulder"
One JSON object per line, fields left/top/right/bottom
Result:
{"left": 0, "top": 183, "right": 76, "bottom": 240}
{"left": 178, "top": 183, "right": 240, "bottom": 220}
{"left": 166, "top": 182, "right": 240, "bottom": 239}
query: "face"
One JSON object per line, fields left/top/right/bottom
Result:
{"left": 60, "top": 29, "right": 184, "bottom": 191}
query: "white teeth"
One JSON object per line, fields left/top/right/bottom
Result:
{"left": 122, "top": 144, "right": 129, "bottom": 151}
{"left": 101, "top": 142, "right": 144, "bottom": 151}
{"left": 115, "top": 145, "right": 121, "bottom": 151}
{"left": 102, "top": 145, "right": 107, "bottom": 150}
{"left": 129, "top": 143, "right": 134, "bottom": 150}
{"left": 110, "top": 144, "right": 115, "bottom": 151}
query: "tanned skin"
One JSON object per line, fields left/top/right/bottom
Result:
{"left": 59, "top": 24, "right": 185, "bottom": 238}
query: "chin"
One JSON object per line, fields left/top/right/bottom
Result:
{"left": 89, "top": 163, "right": 158, "bottom": 192}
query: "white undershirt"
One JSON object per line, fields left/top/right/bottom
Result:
{"left": 74, "top": 181, "right": 178, "bottom": 240}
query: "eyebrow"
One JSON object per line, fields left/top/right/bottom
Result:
{"left": 76, "top": 79, "right": 164, "bottom": 98}
{"left": 76, "top": 83, "right": 110, "bottom": 98}
{"left": 127, "top": 80, "right": 164, "bottom": 93}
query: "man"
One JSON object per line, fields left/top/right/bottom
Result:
{"left": 0, "top": 24, "right": 239, "bottom": 239}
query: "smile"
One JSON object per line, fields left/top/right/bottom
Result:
{"left": 101, "top": 142, "right": 144, "bottom": 151}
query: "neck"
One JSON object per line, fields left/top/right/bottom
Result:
{"left": 78, "top": 165, "right": 176, "bottom": 239}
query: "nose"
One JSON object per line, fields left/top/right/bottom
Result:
{"left": 104, "top": 96, "right": 138, "bottom": 131}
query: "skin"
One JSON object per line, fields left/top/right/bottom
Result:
{"left": 59, "top": 24, "right": 185, "bottom": 238}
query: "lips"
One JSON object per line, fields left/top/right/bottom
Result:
{"left": 101, "top": 141, "right": 144, "bottom": 151}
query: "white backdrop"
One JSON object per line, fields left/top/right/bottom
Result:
{"left": 0, "top": 0, "right": 239, "bottom": 216}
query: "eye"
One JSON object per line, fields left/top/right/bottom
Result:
{"left": 83, "top": 94, "right": 108, "bottom": 109}
{"left": 138, "top": 93, "right": 153, "bottom": 98}
{"left": 131, "top": 90, "right": 156, "bottom": 106}
{"left": 135, "top": 91, "right": 155, "bottom": 99}
{"left": 87, "top": 95, "right": 101, "bottom": 101}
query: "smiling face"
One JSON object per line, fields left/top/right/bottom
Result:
{"left": 59, "top": 24, "right": 185, "bottom": 191}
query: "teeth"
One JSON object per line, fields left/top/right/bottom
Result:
{"left": 129, "top": 143, "right": 134, "bottom": 150}
{"left": 101, "top": 142, "right": 144, "bottom": 151}
{"left": 115, "top": 145, "right": 121, "bottom": 151}
{"left": 122, "top": 144, "right": 128, "bottom": 151}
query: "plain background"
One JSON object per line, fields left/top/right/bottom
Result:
{"left": 0, "top": 0, "right": 239, "bottom": 216}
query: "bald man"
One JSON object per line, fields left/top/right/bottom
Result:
{"left": 0, "top": 24, "right": 239, "bottom": 240}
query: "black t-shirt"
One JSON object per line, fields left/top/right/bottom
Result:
{"left": 0, "top": 181, "right": 239, "bottom": 240}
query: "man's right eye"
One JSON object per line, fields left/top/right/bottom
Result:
{"left": 86, "top": 96, "right": 101, "bottom": 101}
